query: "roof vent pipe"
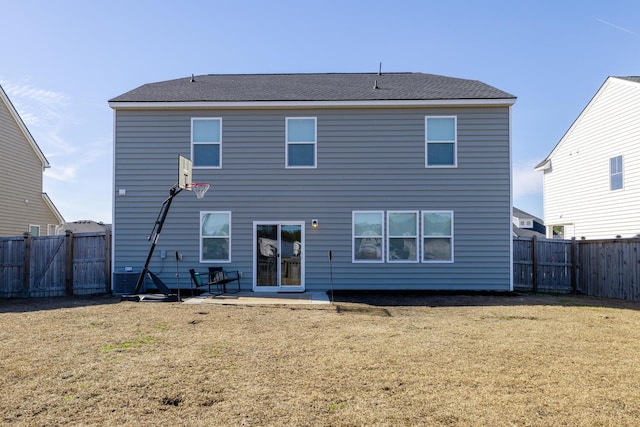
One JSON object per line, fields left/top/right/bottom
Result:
{"left": 190, "top": 74, "right": 195, "bottom": 82}
{"left": 373, "top": 79, "right": 379, "bottom": 89}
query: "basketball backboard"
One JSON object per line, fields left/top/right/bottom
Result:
{"left": 178, "top": 155, "right": 192, "bottom": 189}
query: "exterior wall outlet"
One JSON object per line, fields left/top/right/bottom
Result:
{"left": 160, "top": 250, "right": 166, "bottom": 259}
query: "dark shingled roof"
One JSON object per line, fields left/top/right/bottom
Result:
{"left": 110, "top": 73, "right": 515, "bottom": 103}
{"left": 618, "top": 76, "right": 640, "bottom": 84}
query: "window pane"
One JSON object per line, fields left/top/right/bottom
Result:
{"left": 611, "top": 173, "right": 623, "bottom": 191}
{"left": 427, "top": 143, "right": 455, "bottom": 166}
{"left": 287, "top": 119, "right": 315, "bottom": 142}
{"left": 288, "top": 143, "right": 315, "bottom": 166}
{"left": 193, "top": 120, "right": 220, "bottom": 142}
{"left": 389, "top": 212, "right": 417, "bottom": 236}
{"left": 354, "top": 212, "right": 383, "bottom": 236}
{"left": 202, "top": 238, "right": 229, "bottom": 261}
{"left": 193, "top": 144, "right": 220, "bottom": 167}
{"left": 202, "top": 213, "right": 229, "bottom": 237}
{"left": 610, "top": 156, "right": 622, "bottom": 173}
{"left": 424, "top": 238, "right": 452, "bottom": 261}
{"left": 427, "top": 117, "right": 455, "bottom": 141}
{"left": 610, "top": 156, "right": 623, "bottom": 190}
{"left": 355, "top": 237, "right": 382, "bottom": 260}
{"left": 424, "top": 212, "right": 452, "bottom": 236}
{"left": 389, "top": 237, "right": 417, "bottom": 261}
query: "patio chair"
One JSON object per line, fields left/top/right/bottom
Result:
{"left": 189, "top": 268, "right": 224, "bottom": 296}
{"left": 208, "top": 267, "right": 241, "bottom": 294}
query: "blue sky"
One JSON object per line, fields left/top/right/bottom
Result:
{"left": 2, "top": 0, "right": 640, "bottom": 223}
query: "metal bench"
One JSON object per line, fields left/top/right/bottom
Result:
{"left": 208, "top": 267, "right": 241, "bottom": 294}
{"left": 189, "top": 269, "right": 223, "bottom": 296}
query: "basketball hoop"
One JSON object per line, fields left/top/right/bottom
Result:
{"left": 190, "top": 182, "right": 210, "bottom": 199}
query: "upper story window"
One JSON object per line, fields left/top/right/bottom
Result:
{"left": 422, "top": 211, "right": 454, "bottom": 262}
{"left": 387, "top": 211, "right": 419, "bottom": 263}
{"left": 352, "top": 211, "right": 384, "bottom": 262}
{"left": 192, "top": 118, "right": 222, "bottom": 168}
{"left": 286, "top": 117, "right": 316, "bottom": 168}
{"left": 519, "top": 219, "right": 533, "bottom": 229}
{"left": 29, "top": 225, "right": 40, "bottom": 236}
{"left": 200, "top": 211, "right": 231, "bottom": 262}
{"left": 425, "top": 116, "right": 457, "bottom": 167}
{"left": 610, "top": 155, "right": 623, "bottom": 191}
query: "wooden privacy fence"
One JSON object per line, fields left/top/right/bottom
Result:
{"left": 3, "top": 232, "right": 640, "bottom": 300}
{"left": 513, "top": 237, "right": 575, "bottom": 293}
{"left": 514, "top": 236, "right": 640, "bottom": 301}
{"left": 0, "top": 231, "right": 111, "bottom": 298}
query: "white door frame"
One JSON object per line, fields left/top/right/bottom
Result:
{"left": 252, "top": 221, "right": 305, "bottom": 292}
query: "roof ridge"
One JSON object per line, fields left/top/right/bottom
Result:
{"left": 200, "top": 72, "right": 417, "bottom": 77}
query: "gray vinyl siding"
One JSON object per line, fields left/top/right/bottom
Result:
{"left": 113, "top": 106, "right": 511, "bottom": 291}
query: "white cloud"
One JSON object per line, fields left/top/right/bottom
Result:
{"left": 513, "top": 160, "right": 543, "bottom": 199}
{"left": 43, "top": 165, "right": 77, "bottom": 182}
{"left": 0, "top": 78, "right": 75, "bottom": 155}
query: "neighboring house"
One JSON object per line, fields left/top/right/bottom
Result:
{"left": 536, "top": 76, "right": 640, "bottom": 239}
{"left": 56, "top": 220, "right": 111, "bottom": 235}
{"left": 0, "top": 84, "right": 64, "bottom": 236}
{"left": 512, "top": 207, "right": 545, "bottom": 238}
{"left": 109, "top": 72, "right": 516, "bottom": 292}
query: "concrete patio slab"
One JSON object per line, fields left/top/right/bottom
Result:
{"left": 182, "top": 291, "right": 331, "bottom": 305}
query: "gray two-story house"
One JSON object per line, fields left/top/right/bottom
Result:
{"left": 109, "top": 72, "right": 516, "bottom": 293}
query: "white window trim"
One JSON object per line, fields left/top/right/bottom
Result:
{"left": 285, "top": 117, "right": 317, "bottom": 169}
{"left": 425, "top": 116, "right": 457, "bottom": 168}
{"left": 200, "top": 211, "right": 231, "bottom": 263}
{"left": 29, "top": 224, "right": 40, "bottom": 236}
{"left": 352, "top": 210, "right": 385, "bottom": 263}
{"left": 610, "top": 155, "right": 623, "bottom": 191}
{"left": 191, "top": 117, "right": 222, "bottom": 169}
{"left": 386, "top": 210, "right": 419, "bottom": 263}
{"left": 421, "top": 210, "right": 454, "bottom": 263}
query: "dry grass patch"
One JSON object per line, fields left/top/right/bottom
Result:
{"left": 1, "top": 293, "right": 640, "bottom": 425}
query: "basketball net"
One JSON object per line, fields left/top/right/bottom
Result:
{"left": 190, "top": 183, "right": 210, "bottom": 199}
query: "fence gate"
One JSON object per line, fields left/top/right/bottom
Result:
{"left": 0, "top": 231, "right": 111, "bottom": 298}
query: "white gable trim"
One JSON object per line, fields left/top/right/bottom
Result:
{"left": 109, "top": 98, "right": 516, "bottom": 110}
{"left": 0, "top": 84, "right": 50, "bottom": 169}
{"left": 538, "top": 77, "right": 640, "bottom": 165}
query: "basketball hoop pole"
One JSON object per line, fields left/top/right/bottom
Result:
{"left": 133, "top": 184, "right": 183, "bottom": 294}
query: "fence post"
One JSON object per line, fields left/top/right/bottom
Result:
{"left": 104, "top": 229, "right": 112, "bottom": 294}
{"left": 65, "top": 230, "right": 74, "bottom": 296}
{"left": 22, "top": 232, "right": 32, "bottom": 297}
{"left": 571, "top": 237, "right": 578, "bottom": 293}
{"left": 532, "top": 235, "right": 538, "bottom": 292}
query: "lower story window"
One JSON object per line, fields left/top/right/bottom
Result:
{"left": 29, "top": 225, "right": 40, "bottom": 236}
{"left": 201, "top": 211, "right": 231, "bottom": 262}
{"left": 353, "top": 211, "right": 384, "bottom": 262}
{"left": 387, "top": 211, "right": 418, "bottom": 262}
{"left": 422, "top": 211, "right": 454, "bottom": 262}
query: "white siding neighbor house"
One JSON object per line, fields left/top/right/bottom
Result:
{"left": 109, "top": 72, "right": 516, "bottom": 293}
{"left": 536, "top": 76, "right": 640, "bottom": 239}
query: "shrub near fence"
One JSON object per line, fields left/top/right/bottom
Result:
{"left": 0, "top": 231, "right": 111, "bottom": 298}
